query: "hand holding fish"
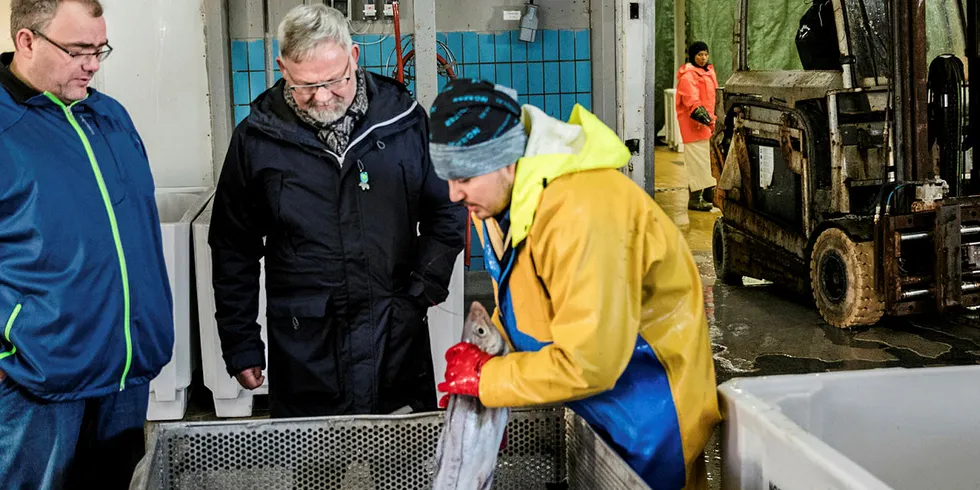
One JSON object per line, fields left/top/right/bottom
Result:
{"left": 437, "top": 342, "right": 495, "bottom": 408}
{"left": 431, "top": 303, "right": 511, "bottom": 489}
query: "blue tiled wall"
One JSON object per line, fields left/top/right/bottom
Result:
{"left": 231, "top": 39, "right": 282, "bottom": 125}
{"left": 231, "top": 28, "right": 591, "bottom": 125}
{"left": 229, "top": 29, "right": 592, "bottom": 269}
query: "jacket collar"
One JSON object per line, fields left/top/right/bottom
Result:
{"left": 0, "top": 52, "right": 41, "bottom": 104}
{"left": 0, "top": 51, "right": 119, "bottom": 119}
{"left": 246, "top": 70, "right": 420, "bottom": 153}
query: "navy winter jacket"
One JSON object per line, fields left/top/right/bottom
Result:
{"left": 209, "top": 71, "right": 466, "bottom": 416}
{"left": 0, "top": 55, "right": 175, "bottom": 401}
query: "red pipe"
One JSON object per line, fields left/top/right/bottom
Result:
{"left": 390, "top": 2, "right": 469, "bottom": 267}
{"left": 400, "top": 50, "right": 457, "bottom": 80}
{"left": 393, "top": 1, "right": 405, "bottom": 84}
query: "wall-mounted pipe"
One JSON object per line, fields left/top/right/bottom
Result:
{"left": 263, "top": 0, "right": 274, "bottom": 89}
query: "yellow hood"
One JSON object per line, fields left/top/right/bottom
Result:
{"left": 509, "top": 104, "right": 631, "bottom": 247}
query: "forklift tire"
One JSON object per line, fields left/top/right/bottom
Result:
{"left": 810, "top": 228, "right": 884, "bottom": 328}
{"left": 712, "top": 219, "right": 744, "bottom": 286}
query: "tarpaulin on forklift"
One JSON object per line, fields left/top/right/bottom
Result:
{"left": 684, "top": 0, "right": 968, "bottom": 93}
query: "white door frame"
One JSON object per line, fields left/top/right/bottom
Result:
{"left": 615, "top": 0, "right": 651, "bottom": 192}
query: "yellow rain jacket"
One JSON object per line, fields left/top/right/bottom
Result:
{"left": 474, "top": 104, "right": 720, "bottom": 489}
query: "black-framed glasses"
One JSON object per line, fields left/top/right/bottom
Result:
{"left": 287, "top": 57, "right": 353, "bottom": 97}
{"left": 32, "top": 30, "right": 113, "bottom": 63}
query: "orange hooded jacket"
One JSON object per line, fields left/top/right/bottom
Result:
{"left": 675, "top": 63, "right": 719, "bottom": 144}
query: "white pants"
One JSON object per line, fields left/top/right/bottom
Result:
{"left": 684, "top": 140, "right": 716, "bottom": 192}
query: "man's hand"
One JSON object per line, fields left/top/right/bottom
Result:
{"left": 0, "top": 368, "right": 6, "bottom": 383}
{"left": 235, "top": 366, "right": 265, "bottom": 390}
{"left": 436, "top": 342, "right": 495, "bottom": 408}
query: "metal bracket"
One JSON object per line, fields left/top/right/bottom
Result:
{"left": 625, "top": 138, "right": 641, "bottom": 155}
{"left": 936, "top": 205, "right": 963, "bottom": 311}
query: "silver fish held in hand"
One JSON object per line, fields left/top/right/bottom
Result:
{"left": 432, "top": 302, "right": 511, "bottom": 490}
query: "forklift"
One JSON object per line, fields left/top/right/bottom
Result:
{"left": 710, "top": 0, "right": 976, "bottom": 327}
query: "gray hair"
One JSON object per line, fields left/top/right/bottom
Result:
{"left": 278, "top": 4, "right": 352, "bottom": 62}
{"left": 11, "top": 0, "right": 104, "bottom": 42}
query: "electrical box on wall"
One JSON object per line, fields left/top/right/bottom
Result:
{"left": 363, "top": 1, "right": 377, "bottom": 19}
{"left": 328, "top": 0, "right": 350, "bottom": 17}
{"left": 383, "top": 0, "right": 394, "bottom": 17}
{"left": 519, "top": 3, "right": 539, "bottom": 42}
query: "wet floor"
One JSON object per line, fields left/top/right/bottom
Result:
{"left": 652, "top": 144, "right": 980, "bottom": 488}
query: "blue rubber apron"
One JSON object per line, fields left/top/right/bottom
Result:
{"left": 482, "top": 217, "right": 688, "bottom": 489}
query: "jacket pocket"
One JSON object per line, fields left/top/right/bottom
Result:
{"left": 379, "top": 296, "right": 430, "bottom": 393}
{"left": 101, "top": 130, "right": 152, "bottom": 203}
{"left": 0, "top": 302, "right": 23, "bottom": 360}
{"left": 265, "top": 294, "right": 343, "bottom": 400}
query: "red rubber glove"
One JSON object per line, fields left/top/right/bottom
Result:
{"left": 437, "top": 342, "right": 495, "bottom": 408}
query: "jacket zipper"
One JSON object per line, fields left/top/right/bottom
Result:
{"left": 324, "top": 101, "right": 418, "bottom": 168}
{"left": 0, "top": 303, "right": 22, "bottom": 361}
{"left": 44, "top": 93, "right": 133, "bottom": 391}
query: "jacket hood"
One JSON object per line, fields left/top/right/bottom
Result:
{"left": 244, "top": 70, "right": 420, "bottom": 151}
{"left": 677, "top": 63, "right": 716, "bottom": 80}
{"left": 508, "top": 104, "right": 631, "bottom": 247}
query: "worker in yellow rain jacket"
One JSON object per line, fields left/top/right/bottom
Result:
{"left": 428, "top": 79, "right": 721, "bottom": 489}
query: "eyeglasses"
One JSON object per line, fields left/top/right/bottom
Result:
{"left": 32, "top": 30, "right": 113, "bottom": 63}
{"left": 287, "top": 58, "right": 353, "bottom": 97}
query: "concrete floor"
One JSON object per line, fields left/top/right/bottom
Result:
{"left": 146, "top": 146, "right": 980, "bottom": 488}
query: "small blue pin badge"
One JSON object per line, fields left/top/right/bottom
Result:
{"left": 357, "top": 160, "right": 370, "bottom": 191}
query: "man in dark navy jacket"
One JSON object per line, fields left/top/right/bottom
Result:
{"left": 209, "top": 4, "right": 466, "bottom": 418}
{"left": 0, "top": 1, "right": 175, "bottom": 489}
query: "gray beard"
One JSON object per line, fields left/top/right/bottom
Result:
{"left": 303, "top": 103, "right": 348, "bottom": 125}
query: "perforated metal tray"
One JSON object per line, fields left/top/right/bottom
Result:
{"left": 130, "top": 407, "right": 649, "bottom": 490}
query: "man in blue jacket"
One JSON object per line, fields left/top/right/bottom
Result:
{"left": 209, "top": 4, "right": 466, "bottom": 418}
{"left": 0, "top": 1, "right": 175, "bottom": 489}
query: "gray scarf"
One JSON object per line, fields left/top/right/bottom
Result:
{"left": 285, "top": 67, "right": 369, "bottom": 155}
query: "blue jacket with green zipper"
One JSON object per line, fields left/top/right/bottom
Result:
{"left": 0, "top": 53, "right": 174, "bottom": 401}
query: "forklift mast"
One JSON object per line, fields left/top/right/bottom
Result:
{"left": 892, "top": 0, "right": 930, "bottom": 184}
{"left": 971, "top": 0, "right": 978, "bottom": 165}
{"left": 894, "top": 0, "right": 974, "bottom": 186}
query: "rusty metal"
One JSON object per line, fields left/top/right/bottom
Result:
{"left": 890, "top": 0, "right": 908, "bottom": 184}
{"left": 970, "top": 0, "right": 979, "bottom": 186}
{"left": 881, "top": 200, "right": 980, "bottom": 316}
{"left": 831, "top": 0, "right": 856, "bottom": 88}
{"left": 900, "top": 275, "right": 931, "bottom": 286}
{"left": 731, "top": 123, "right": 755, "bottom": 207}
{"left": 724, "top": 71, "right": 845, "bottom": 107}
{"left": 745, "top": 106, "right": 791, "bottom": 126}
{"left": 780, "top": 123, "right": 804, "bottom": 175}
{"left": 722, "top": 201, "right": 808, "bottom": 258}
{"left": 902, "top": 288, "right": 931, "bottom": 300}
{"left": 718, "top": 219, "right": 810, "bottom": 294}
{"left": 882, "top": 214, "right": 902, "bottom": 309}
{"left": 935, "top": 205, "right": 963, "bottom": 310}
{"left": 734, "top": 0, "right": 748, "bottom": 72}
{"left": 911, "top": 201, "right": 941, "bottom": 213}
{"left": 828, "top": 92, "right": 850, "bottom": 214}
{"left": 893, "top": 0, "right": 931, "bottom": 182}
{"left": 710, "top": 135, "right": 725, "bottom": 207}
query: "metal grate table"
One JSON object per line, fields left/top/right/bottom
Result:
{"left": 130, "top": 407, "right": 650, "bottom": 490}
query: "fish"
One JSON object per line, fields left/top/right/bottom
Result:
{"left": 431, "top": 301, "right": 511, "bottom": 490}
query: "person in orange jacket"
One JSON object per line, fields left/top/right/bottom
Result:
{"left": 428, "top": 78, "right": 721, "bottom": 489}
{"left": 676, "top": 41, "right": 719, "bottom": 212}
